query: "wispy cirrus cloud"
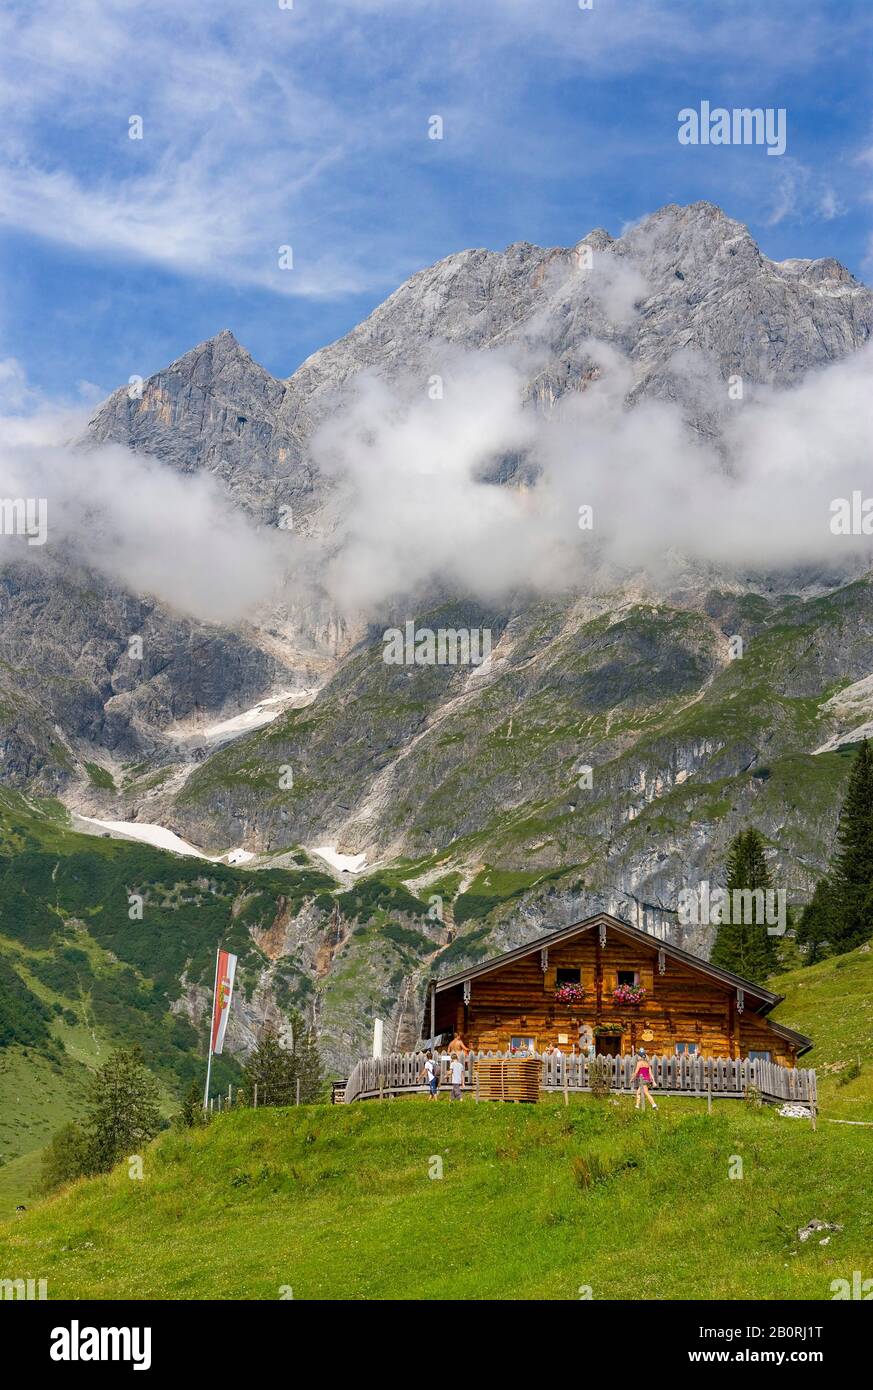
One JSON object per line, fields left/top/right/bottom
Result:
{"left": 0, "top": 0, "right": 867, "bottom": 299}
{"left": 0, "top": 0, "right": 869, "bottom": 397}
{"left": 0, "top": 150, "right": 370, "bottom": 299}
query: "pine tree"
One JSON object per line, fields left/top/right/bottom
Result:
{"left": 242, "top": 1027, "right": 296, "bottom": 1106}
{"left": 297, "top": 1026, "right": 324, "bottom": 1103}
{"left": 85, "top": 1045, "right": 163, "bottom": 1173}
{"left": 710, "top": 828, "right": 778, "bottom": 983}
{"left": 828, "top": 739, "right": 873, "bottom": 951}
{"left": 795, "top": 878, "right": 834, "bottom": 963}
{"left": 179, "top": 1077, "right": 207, "bottom": 1128}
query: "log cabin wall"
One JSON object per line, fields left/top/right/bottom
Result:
{"left": 434, "top": 931, "right": 798, "bottom": 1066}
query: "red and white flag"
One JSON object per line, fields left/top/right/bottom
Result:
{"left": 210, "top": 949, "right": 237, "bottom": 1056}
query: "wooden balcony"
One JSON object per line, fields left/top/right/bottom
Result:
{"left": 343, "top": 1051, "right": 817, "bottom": 1106}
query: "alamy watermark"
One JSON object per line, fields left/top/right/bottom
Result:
{"left": 382, "top": 621, "right": 492, "bottom": 666}
{"left": 678, "top": 880, "right": 786, "bottom": 935}
{"left": 1, "top": 1276, "right": 47, "bottom": 1300}
{"left": 0, "top": 497, "right": 47, "bottom": 546}
{"left": 830, "top": 1271, "right": 872, "bottom": 1300}
{"left": 50, "top": 1322, "right": 151, "bottom": 1369}
{"left": 830, "top": 492, "right": 873, "bottom": 535}
{"left": 678, "top": 102, "right": 786, "bottom": 156}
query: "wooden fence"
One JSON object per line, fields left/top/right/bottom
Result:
{"left": 343, "top": 1052, "right": 816, "bottom": 1106}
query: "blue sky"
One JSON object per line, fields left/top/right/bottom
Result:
{"left": 0, "top": 0, "right": 870, "bottom": 405}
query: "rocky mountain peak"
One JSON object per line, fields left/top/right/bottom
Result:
{"left": 82, "top": 202, "right": 871, "bottom": 525}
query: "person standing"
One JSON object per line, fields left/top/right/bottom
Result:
{"left": 447, "top": 1033, "right": 469, "bottom": 1056}
{"left": 419, "top": 1050, "right": 439, "bottom": 1100}
{"left": 449, "top": 1052, "right": 465, "bottom": 1101}
{"left": 632, "top": 1049, "right": 658, "bottom": 1111}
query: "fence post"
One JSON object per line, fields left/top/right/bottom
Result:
{"left": 296, "top": 1078, "right": 301, "bottom": 1107}
{"left": 707, "top": 1078, "right": 712, "bottom": 1114}
{"left": 254, "top": 1083, "right": 258, "bottom": 1109}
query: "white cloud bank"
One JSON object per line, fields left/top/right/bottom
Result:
{"left": 312, "top": 340, "right": 873, "bottom": 611}
{"left": 0, "top": 395, "right": 293, "bottom": 624}
{"left": 2, "top": 337, "right": 870, "bottom": 626}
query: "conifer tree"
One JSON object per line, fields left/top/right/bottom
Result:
{"left": 85, "top": 1045, "right": 163, "bottom": 1173}
{"left": 799, "top": 740, "right": 873, "bottom": 962}
{"left": 297, "top": 1025, "right": 324, "bottom": 1103}
{"left": 796, "top": 877, "right": 836, "bottom": 964}
{"left": 180, "top": 1077, "right": 206, "bottom": 1127}
{"left": 710, "top": 828, "right": 777, "bottom": 982}
{"left": 828, "top": 739, "right": 873, "bottom": 951}
{"left": 242, "top": 1027, "right": 296, "bottom": 1106}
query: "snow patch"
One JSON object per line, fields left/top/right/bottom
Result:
{"left": 77, "top": 816, "right": 210, "bottom": 859}
{"left": 77, "top": 816, "right": 256, "bottom": 867}
{"left": 310, "top": 845, "right": 368, "bottom": 875}
{"left": 227, "top": 847, "right": 255, "bottom": 865}
{"left": 169, "top": 688, "right": 317, "bottom": 746}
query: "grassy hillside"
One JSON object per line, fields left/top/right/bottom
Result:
{"left": 769, "top": 942, "right": 873, "bottom": 1121}
{"left": 0, "top": 790, "right": 453, "bottom": 1213}
{"left": 0, "top": 790, "right": 339, "bottom": 1206}
{"left": 0, "top": 1094, "right": 869, "bottom": 1300}
{"left": 1, "top": 947, "right": 870, "bottom": 1300}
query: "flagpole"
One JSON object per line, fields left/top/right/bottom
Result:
{"left": 204, "top": 947, "right": 220, "bottom": 1110}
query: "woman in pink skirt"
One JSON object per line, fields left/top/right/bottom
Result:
{"left": 632, "top": 1049, "right": 658, "bottom": 1111}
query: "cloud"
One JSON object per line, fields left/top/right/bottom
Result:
{"left": 0, "top": 385, "right": 294, "bottom": 624}
{"left": 0, "top": 356, "right": 33, "bottom": 412}
{"left": 0, "top": 0, "right": 862, "bottom": 300}
{"left": 310, "top": 339, "right": 873, "bottom": 613}
{"left": 763, "top": 159, "right": 850, "bottom": 229}
{"left": 3, "top": 328, "right": 871, "bottom": 628}
{"left": 0, "top": 156, "right": 371, "bottom": 299}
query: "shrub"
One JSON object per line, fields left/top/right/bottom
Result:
{"left": 39, "top": 1121, "right": 93, "bottom": 1193}
{"left": 836, "top": 1059, "right": 861, "bottom": 1087}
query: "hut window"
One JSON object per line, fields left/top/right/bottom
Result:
{"left": 617, "top": 970, "right": 640, "bottom": 987}
{"left": 749, "top": 1050, "right": 771, "bottom": 1062}
{"left": 674, "top": 1042, "right": 697, "bottom": 1055}
{"left": 556, "top": 967, "right": 581, "bottom": 985}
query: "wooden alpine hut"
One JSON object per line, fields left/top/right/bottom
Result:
{"left": 423, "top": 912, "right": 811, "bottom": 1065}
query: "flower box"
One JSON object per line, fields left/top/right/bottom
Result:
{"left": 612, "top": 983, "right": 646, "bottom": 1006}
{"left": 554, "top": 982, "right": 586, "bottom": 1006}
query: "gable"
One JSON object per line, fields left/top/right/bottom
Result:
{"left": 431, "top": 912, "right": 781, "bottom": 1009}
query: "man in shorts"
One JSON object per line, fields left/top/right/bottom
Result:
{"left": 449, "top": 1053, "right": 465, "bottom": 1101}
